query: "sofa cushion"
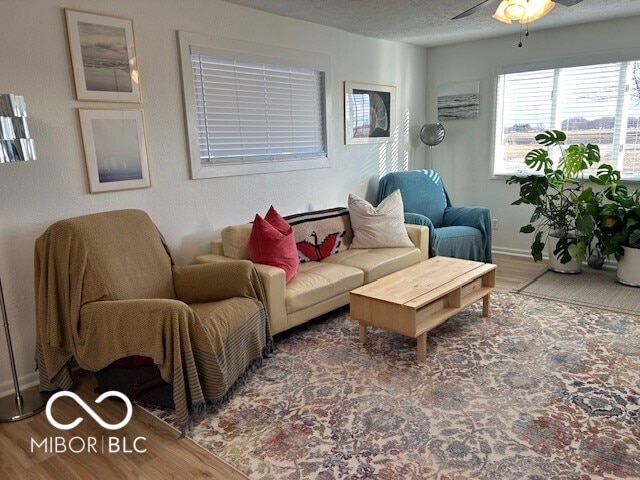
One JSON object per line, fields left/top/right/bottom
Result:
{"left": 322, "top": 247, "right": 422, "bottom": 283}
{"left": 221, "top": 224, "right": 252, "bottom": 260}
{"left": 247, "top": 208, "right": 299, "bottom": 283}
{"left": 348, "top": 190, "right": 414, "bottom": 248}
{"left": 285, "top": 262, "right": 364, "bottom": 314}
{"left": 284, "top": 207, "right": 352, "bottom": 262}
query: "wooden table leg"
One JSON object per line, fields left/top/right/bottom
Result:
{"left": 417, "top": 333, "right": 427, "bottom": 362}
{"left": 359, "top": 321, "right": 368, "bottom": 344}
{"left": 483, "top": 293, "right": 491, "bottom": 317}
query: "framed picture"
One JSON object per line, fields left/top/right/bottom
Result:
{"left": 344, "top": 82, "right": 396, "bottom": 145}
{"left": 78, "top": 109, "right": 150, "bottom": 193}
{"left": 65, "top": 9, "right": 141, "bottom": 102}
{"left": 437, "top": 81, "right": 479, "bottom": 121}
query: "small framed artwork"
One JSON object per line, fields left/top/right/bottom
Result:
{"left": 344, "top": 82, "right": 396, "bottom": 145}
{"left": 78, "top": 109, "right": 150, "bottom": 193}
{"left": 65, "top": 9, "right": 141, "bottom": 102}
{"left": 437, "top": 81, "right": 479, "bottom": 121}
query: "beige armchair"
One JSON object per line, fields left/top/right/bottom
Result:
{"left": 35, "top": 209, "right": 270, "bottom": 429}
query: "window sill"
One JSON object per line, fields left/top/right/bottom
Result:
{"left": 191, "top": 156, "right": 331, "bottom": 179}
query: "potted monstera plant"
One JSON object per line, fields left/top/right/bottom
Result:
{"left": 506, "top": 130, "right": 601, "bottom": 273}
{"left": 592, "top": 164, "right": 640, "bottom": 286}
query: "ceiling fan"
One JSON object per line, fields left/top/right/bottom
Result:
{"left": 452, "top": 0, "right": 584, "bottom": 21}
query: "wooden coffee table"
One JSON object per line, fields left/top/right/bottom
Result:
{"left": 350, "top": 256, "right": 497, "bottom": 362}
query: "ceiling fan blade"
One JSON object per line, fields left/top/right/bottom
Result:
{"left": 451, "top": 0, "right": 498, "bottom": 20}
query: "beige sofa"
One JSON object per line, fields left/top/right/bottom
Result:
{"left": 196, "top": 213, "right": 429, "bottom": 335}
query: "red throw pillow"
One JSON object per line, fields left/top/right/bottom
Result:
{"left": 264, "top": 205, "right": 291, "bottom": 233}
{"left": 247, "top": 207, "right": 299, "bottom": 283}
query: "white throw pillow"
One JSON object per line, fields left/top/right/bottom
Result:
{"left": 348, "top": 190, "right": 414, "bottom": 249}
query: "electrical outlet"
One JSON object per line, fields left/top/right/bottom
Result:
{"left": 491, "top": 218, "right": 499, "bottom": 230}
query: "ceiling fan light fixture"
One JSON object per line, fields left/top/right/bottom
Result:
{"left": 505, "top": 3, "right": 526, "bottom": 20}
{"left": 523, "top": 0, "right": 555, "bottom": 22}
{"left": 492, "top": 0, "right": 555, "bottom": 24}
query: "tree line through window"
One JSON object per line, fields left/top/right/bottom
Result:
{"left": 494, "top": 60, "right": 640, "bottom": 180}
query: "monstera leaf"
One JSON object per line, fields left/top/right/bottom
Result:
{"left": 535, "top": 130, "right": 566, "bottom": 146}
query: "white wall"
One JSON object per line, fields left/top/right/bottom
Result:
{"left": 425, "top": 15, "right": 640, "bottom": 256}
{"left": 0, "top": 0, "right": 428, "bottom": 391}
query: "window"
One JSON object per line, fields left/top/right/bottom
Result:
{"left": 494, "top": 58, "right": 640, "bottom": 180}
{"left": 179, "top": 32, "right": 331, "bottom": 179}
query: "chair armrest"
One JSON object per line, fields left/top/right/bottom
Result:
{"left": 196, "top": 253, "right": 238, "bottom": 264}
{"left": 405, "top": 212, "right": 436, "bottom": 257}
{"left": 443, "top": 206, "right": 492, "bottom": 262}
{"left": 198, "top": 253, "right": 287, "bottom": 334}
{"left": 251, "top": 263, "right": 287, "bottom": 335}
{"left": 444, "top": 206, "right": 491, "bottom": 231}
{"left": 405, "top": 224, "right": 429, "bottom": 261}
{"left": 172, "top": 260, "right": 259, "bottom": 304}
{"left": 405, "top": 212, "right": 434, "bottom": 230}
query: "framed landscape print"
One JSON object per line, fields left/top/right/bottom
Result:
{"left": 78, "top": 109, "right": 150, "bottom": 193}
{"left": 65, "top": 9, "right": 141, "bottom": 102}
{"left": 437, "top": 81, "right": 479, "bottom": 121}
{"left": 344, "top": 82, "right": 396, "bottom": 145}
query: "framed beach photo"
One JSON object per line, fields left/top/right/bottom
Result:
{"left": 437, "top": 81, "right": 479, "bottom": 121}
{"left": 65, "top": 9, "right": 141, "bottom": 102}
{"left": 344, "top": 82, "right": 396, "bottom": 145}
{"left": 79, "top": 109, "right": 150, "bottom": 193}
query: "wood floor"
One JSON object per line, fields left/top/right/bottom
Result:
{"left": 0, "top": 253, "right": 543, "bottom": 480}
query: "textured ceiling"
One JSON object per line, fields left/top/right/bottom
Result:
{"left": 218, "top": 0, "right": 640, "bottom": 47}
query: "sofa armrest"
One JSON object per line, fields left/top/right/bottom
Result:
{"left": 211, "top": 239, "right": 224, "bottom": 255}
{"left": 405, "top": 224, "right": 429, "bottom": 261}
{"left": 251, "top": 263, "right": 288, "bottom": 335}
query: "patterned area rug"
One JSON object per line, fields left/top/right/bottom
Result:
{"left": 142, "top": 293, "right": 640, "bottom": 479}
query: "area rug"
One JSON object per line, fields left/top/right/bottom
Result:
{"left": 142, "top": 293, "right": 640, "bottom": 479}
{"left": 514, "top": 267, "right": 640, "bottom": 315}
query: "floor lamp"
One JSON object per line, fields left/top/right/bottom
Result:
{"left": 419, "top": 123, "right": 446, "bottom": 169}
{"left": 0, "top": 93, "right": 46, "bottom": 422}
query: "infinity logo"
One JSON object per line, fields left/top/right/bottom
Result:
{"left": 46, "top": 391, "right": 133, "bottom": 431}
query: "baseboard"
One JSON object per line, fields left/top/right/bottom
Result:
{"left": 491, "top": 246, "right": 538, "bottom": 258}
{"left": 492, "top": 246, "right": 618, "bottom": 270}
{"left": 0, "top": 371, "right": 40, "bottom": 398}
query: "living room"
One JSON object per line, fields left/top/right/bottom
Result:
{"left": 0, "top": 0, "right": 639, "bottom": 478}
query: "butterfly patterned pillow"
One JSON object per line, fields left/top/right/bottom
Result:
{"left": 284, "top": 208, "right": 352, "bottom": 263}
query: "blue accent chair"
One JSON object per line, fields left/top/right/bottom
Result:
{"left": 376, "top": 170, "right": 492, "bottom": 262}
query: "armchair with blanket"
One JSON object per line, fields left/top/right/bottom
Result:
{"left": 377, "top": 169, "right": 492, "bottom": 262}
{"left": 34, "top": 209, "right": 271, "bottom": 430}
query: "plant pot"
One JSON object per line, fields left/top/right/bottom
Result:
{"left": 547, "top": 234, "right": 582, "bottom": 274}
{"left": 616, "top": 245, "right": 640, "bottom": 287}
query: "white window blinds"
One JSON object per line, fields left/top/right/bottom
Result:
{"left": 494, "top": 60, "right": 640, "bottom": 180}
{"left": 191, "top": 54, "right": 327, "bottom": 166}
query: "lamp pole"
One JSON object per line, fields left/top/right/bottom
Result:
{"left": 0, "top": 275, "right": 46, "bottom": 421}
